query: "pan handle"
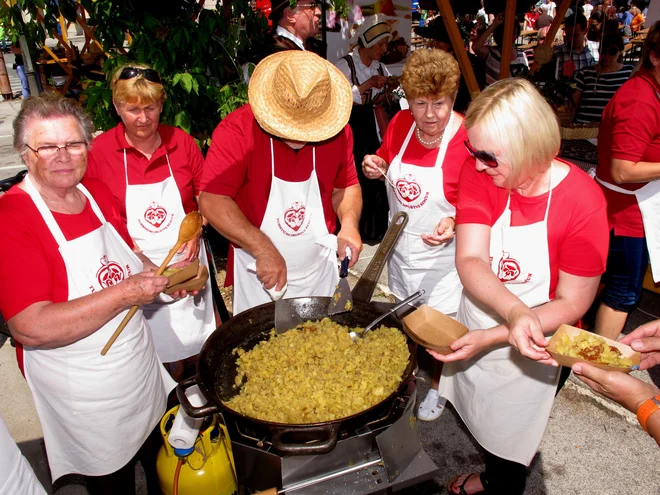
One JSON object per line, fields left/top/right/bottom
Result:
{"left": 176, "top": 376, "right": 220, "bottom": 419}
{"left": 352, "top": 212, "right": 408, "bottom": 303}
{"left": 270, "top": 423, "right": 341, "bottom": 455}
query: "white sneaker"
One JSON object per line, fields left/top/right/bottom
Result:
{"left": 417, "top": 388, "right": 447, "bottom": 421}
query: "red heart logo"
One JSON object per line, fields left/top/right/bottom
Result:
{"left": 144, "top": 205, "right": 168, "bottom": 228}
{"left": 396, "top": 178, "right": 422, "bottom": 202}
{"left": 96, "top": 258, "right": 126, "bottom": 288}
{"left": 497, "top": 254, "right": 521, "bottom": 282}
{"left": 283, "top": 204, "right": 306, "bottom": 232}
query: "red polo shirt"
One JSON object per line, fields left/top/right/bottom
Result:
{"left": 201, "top": 104, "right": 359, "bottom": 285}
{"left": 596, "top": 70, "right": 660, "bottom": 238}
{"left": 0, "top": 180, "right": 133, "bottom": 373}
{"left": 457, "top": 160, "right": 609, "bottom": 298}
{"left": 376, "top": 110, "right": 471, "bottom": 207}
{"left": 86, "top": 123, "right": 205, "bottom": 226}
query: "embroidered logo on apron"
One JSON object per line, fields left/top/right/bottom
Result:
{"left": 139, "top": 202, "right": 174, "bottom": 233}
{"left": 96, "top": 255, "right": 129, "bottom": 288}
{"left": 495, "top": 252, "right": 532, "bottom": 284}
{"left": 277, "top": 202, "right": 311, "bottom": 237}
{"left": 394, "top": 174, "right": 429, "bottom": 209}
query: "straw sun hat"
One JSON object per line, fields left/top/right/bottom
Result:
{"left": 248, "top": 51, "right": 353, "bottom": 143}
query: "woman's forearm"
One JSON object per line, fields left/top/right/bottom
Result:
{"left": 457, "top": 256, "right": 524, "bottom": 321}
{"left": 610, "top": 158, "right": 660, "bottom": 184}
{"left": 9, "top": 284, "right": 133, "bottom": 349}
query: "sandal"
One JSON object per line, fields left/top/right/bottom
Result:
{"left": 446, "top": 473, "right": 485, "bottom": 495}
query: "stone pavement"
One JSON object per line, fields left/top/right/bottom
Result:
{"left": 0, "top": 54, "right": 26, "bottom": 183}
{"left": 0, "top": 85, "right": 658, "bottom": 494}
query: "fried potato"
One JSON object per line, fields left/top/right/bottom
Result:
{"left": 554, "top": 332, "right": 633, "bottom": 368}
{"left": 223, "top": 318, "right": 410, "bottom": 423}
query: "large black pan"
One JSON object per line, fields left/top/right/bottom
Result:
{"left": 178, "top": 212, "right": 414, "bottom": 455}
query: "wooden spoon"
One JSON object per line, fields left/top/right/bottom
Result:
{"left": 101, "top": 212, "right": 204, "bottom": 356}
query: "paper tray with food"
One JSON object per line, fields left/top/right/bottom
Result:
{"left": 402, "top": 304, "right": 468, "bottom": 354}
{"left": 547, "top": 324, "right": 641, "bottom": 373}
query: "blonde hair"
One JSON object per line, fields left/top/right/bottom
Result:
{"left": 401, "top": 49, "right": 460, "bottom": 100}
{"left": 465, "top": 78, "right": 560, "bottom": 188}
{"left": 110, "top": 63, "right": 166, "bottom": 106}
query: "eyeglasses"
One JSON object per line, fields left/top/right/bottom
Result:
{"left": 118, "top": 67, "right": 161, "bottom": 84}
{"left": 25, "top": 142, "right": 87, "bottom": 159}
{"left": 464, "top": 140, "right": 499, "bottom": 168}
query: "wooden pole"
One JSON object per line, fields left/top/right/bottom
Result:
{"left": 0, "top": 50, "right": 13, "bottom": 99}
{"left": 499, "top": 0, "right": 516, "bottom": 79}
{"left": 435, "top": 0, "right": 480, "bottom": 100}
{"left": 529, "top": 0, "right": 574, "bottom": 75}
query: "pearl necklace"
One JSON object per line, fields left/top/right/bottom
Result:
{"left": 416, "top": 127, "right": 444, "bottom": 146}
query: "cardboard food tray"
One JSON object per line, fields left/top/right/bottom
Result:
{"left": 165, "top": 259, "right": 200, "bottom": 287}
{"left": 547, "top": 324, "right": 640, "bottom": 373}
{"left": 402, "top": 304, "right": 468, "bottom": 354}
{"left": 165, "top": 262, "right": 208, "bottom": 295}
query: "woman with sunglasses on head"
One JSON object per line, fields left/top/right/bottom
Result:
{"left": 362, "top": 49, "right": 473, "bottom": 422}
{"left": 573, "top": 32, "right": 634, "bottom": 124}
{"left": 431, "top": 78, "right": 609, "bottom": 495}
{"left": 86, "top": 64, "right": 216, "bottom": 380}
{"left": 0, "top": 94, "right": 175, "bottom": 494}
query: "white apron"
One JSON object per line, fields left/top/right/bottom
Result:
{"left": 386, "top": 114, "right": 462, "bottom": 314}
{"left": 438, "top": 165, "right": 560, "bottom": 466}
{"left": 595, "top": 177, "right": 660, "bottom": 282}
{"left": 22, "top": 174, "right": 176, "bottom": 480}
{"left": 232, "top": 140, "right": 339, "bottom": 315}
{"left": 124, "top": 150, "right": 215, "bottom": 362}
{"left": 0, "top": 414, "right": 45, "bottom": 495}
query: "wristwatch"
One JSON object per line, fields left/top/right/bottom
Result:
{"left": 636, "top": 395, "right": 660, "bottom": 433}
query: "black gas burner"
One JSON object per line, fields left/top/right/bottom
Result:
{"left": 224, "top": 380, "right": 440, "bottom": 494}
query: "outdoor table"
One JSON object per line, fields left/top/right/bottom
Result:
{"left": 558, "top": 138, "right": 598, "bottom": 174}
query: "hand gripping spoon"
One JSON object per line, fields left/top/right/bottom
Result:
{"left": 101, "top": 212, "right": 203, "bottom": 355}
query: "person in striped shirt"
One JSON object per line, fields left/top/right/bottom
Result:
{"left": 472, "top": 13, "right": 529, "bottom": 87}
{"left": 572, "top": 32, "right": 633, "bottom": 123}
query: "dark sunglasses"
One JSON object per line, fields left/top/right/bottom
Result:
{"left": 464, "top": 140, "right": 499, "bottom": 168}
{"left": 118, "top": 67, "right": 161, "bottom": 84}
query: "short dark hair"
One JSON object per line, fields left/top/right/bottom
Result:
{"left": 642, "top": 21, "right": 660, "bottom": 70}
{"left": 589, "top": 10, "right": 605, "bottom": 23}
{"left": 602, "top": 32, "right": 624, "bottom": 53}
{"left": 565, "top": 12, "right": 588, "bottom": 31}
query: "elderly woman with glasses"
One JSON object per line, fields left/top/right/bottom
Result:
{"left": 85, "top": 64, "right": 216, "bottom": 379}
{"left": 362, "top": 49, "right": 473, "bottom": 422}
{"left": 0, "top": 94, "right": 175, "bottom": 493}
{"left": 431, "top": 79, "right": 609, "bottom": 495}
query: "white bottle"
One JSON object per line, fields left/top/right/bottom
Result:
{"left": 168, "top": 385, "right": 206, "bottom": 456}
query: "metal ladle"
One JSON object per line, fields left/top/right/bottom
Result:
{"left": 349, "top": 289, "right": 425, "bottom": 339}
{"left": 101, "top": 212, "right": 204, "bottom": 355}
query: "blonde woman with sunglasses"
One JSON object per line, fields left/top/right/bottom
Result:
{"left": 85, "top": 64, "right": 216, "bottom": 379}
{"left": 433, "top": 78, "right": 609, "bottom": 495}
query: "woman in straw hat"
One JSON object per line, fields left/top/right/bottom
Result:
{"left": 200, "top": 51, "right": 363, "bottom": 315}
{"left": 86, "top": 64, "right": 216, "bottom": 379}
{"left": 335, "top": 14, "right": 394, "bottom": 242}
{"left": 362, "top": 49, "right": 471, "bottom": 422}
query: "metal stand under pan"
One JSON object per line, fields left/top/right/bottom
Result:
{"left": 229, "top": 381, "right": 440, "bottom": 494}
